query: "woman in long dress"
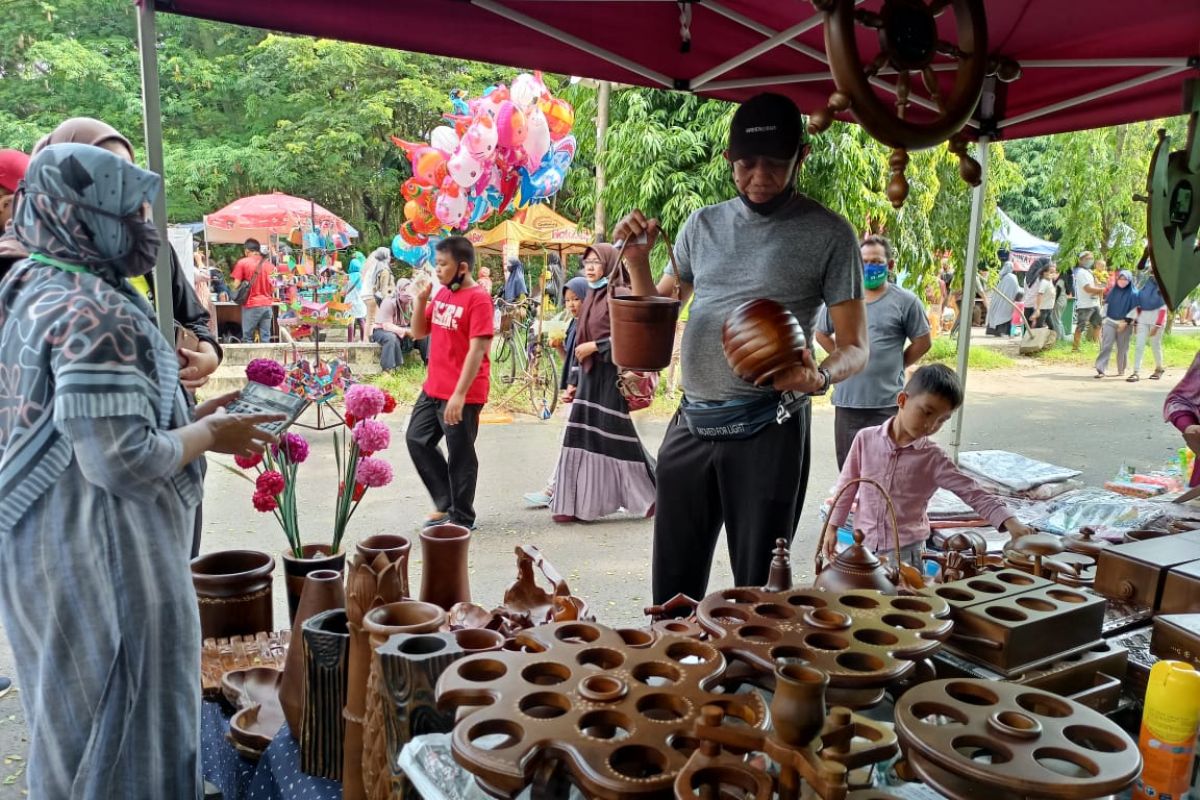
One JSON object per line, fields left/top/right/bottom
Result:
{"left": 985, "top": 260, "right": 1020, "bottom": 336}
{"left": 549, "top": 244, "right": 656, "bottom": 522}
{"left": 0, "top": 142, "right": 278, "bottom": 798}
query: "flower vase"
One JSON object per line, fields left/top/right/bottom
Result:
{"left": 282, "top": 544, "right": 346, "bottom": 625}
{"left": 279, "top": 569, "right": 345, "bottom": 734}
{"left": 771, "top": 660, "right": 828, "bottom": 748}
{"left": 355, "top": 534, "right": 411, "bottom": 598}
{"left": 190, "top": 549, "right": 276, "bottom": 640}
{"left": 419, "top": 524, "right": 472, "bottom": 611}
{"left": 377, "top": 633, "right": 466, "bottom": 798}
{"left": 342, "top": 550, "right": 411, "bottom": 800}
{"left": 299, "top": 608, "right": 349, "bottom": 780}
{"left": 362, "top": 602, "right": 447, "bottom": 800}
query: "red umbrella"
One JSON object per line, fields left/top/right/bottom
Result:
{"left": 204, "top": 191, "right": 355, "bottom": 244}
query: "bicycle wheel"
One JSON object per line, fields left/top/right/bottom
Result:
{"left": 528, "top": 344, "right": 562, "bottom": 418}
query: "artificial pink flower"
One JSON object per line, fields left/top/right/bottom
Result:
{"left": 234, "top": 453, "right": 262, "bottom": 470}
{"left": 256, "top": 470, "right": 285, "bottom": 496}
{"left": 246, "top": 358, "right": 286, "bottom": 387}
{"left": 272, "top": 432, "right": 310, "bottom": 464}
{"left": 355, "top": 456, "right": 393, "bottom": 489}
{"left": 344, "top": 384, "right": 386, "bottom": 420}
{"left": 352, "top": 420, "right": 391, "bottom": 453}
{"left": 252, "top": 491, "right": 279, "bottom": 512}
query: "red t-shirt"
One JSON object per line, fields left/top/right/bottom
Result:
{"left": 232, "top": 255, "right": 277, "bottom": 308}
{"left": 423, "top": 285, "right": 493, "bottom": 404}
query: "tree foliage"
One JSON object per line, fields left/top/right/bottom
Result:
{"left": 0, "top": 0, "right": 1181, "bottom": 283}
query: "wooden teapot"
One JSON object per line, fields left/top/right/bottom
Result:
{"left": 814, "top": 478, "right": 922, "bottom": 594}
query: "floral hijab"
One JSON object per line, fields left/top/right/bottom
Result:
{"left": 12, "top": 143, "right": 160, "bottom": 289}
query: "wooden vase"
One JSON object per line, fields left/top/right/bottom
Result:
{"left": 190, "top": 549, "right": 276, "bottom": 640}
{"left": 355, "top": 534, "right": 411, "bottom": 598}
{"left": 299, "top": 608, "right": 349, "bottom": 779}
{"left": 377, "top": 632, "right": 466, "bottom": 799}
{"left": 279, "top": 569, "right": 345, "bottom": 734}
{"left": 361, "top": 601, "right": 447, "bottom": 800}
{"left": 419, "top": 524, "right": 472, "bottom": 611}
{"left": 282, "top": 544, "right": 346, "bottom": 624}
{"left": 771, "top": 660, "right": 828, "bottom": 748}
{"left": 343, "top": 550, "right": 410, "bottom": 800}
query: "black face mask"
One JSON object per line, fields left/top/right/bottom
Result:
{"left": 733, "top": 162, "right": 799, "bottom": 216}
{"left": 738, "top": 184, "right": 796, "bottom": 215}
{"left": 125, "top": 215, "right": 162, "bottom": 277}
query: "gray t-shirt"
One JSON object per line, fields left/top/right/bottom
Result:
{"left": 670, "top": 195, "right": 863, "bottom": 402}
{"left": 817, "top": 284, "right": 929, "bottom": 409}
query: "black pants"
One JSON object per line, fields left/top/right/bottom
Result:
{"left": 834, "top": 406, "right": 897, "bottom": 470}
{"left": 405, "top": 391, "right": 483, "bottom": 526}
{"left": 651, "top": 402, "right": 811, "bottom": 604}
{"left": 372, "top": 329, "right": 428, "bottom": 370}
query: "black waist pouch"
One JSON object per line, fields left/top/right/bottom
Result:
{"left": 679, "top": 393, "right": 806, "bottom": 440}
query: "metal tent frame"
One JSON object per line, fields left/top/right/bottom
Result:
{"left": 134, "top": 0, "right": 1199, "bottom": 458}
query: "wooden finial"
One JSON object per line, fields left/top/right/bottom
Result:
{"left": 887, "top": 148, "right": 910, "bottom": 208}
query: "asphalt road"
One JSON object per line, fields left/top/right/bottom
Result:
{"left": 0, "top": 362, "right": 1184, "bottom": 795}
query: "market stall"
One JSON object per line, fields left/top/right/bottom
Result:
{"left": 129, "top": 1, "right": 1200, "bottom": 798}
{"left": 994, "top": 208, "right": 1059, "bottom": 273}
{"left": 465, "top": 203, "right": 594, "bottom": 260}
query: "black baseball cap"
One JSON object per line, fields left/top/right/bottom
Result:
{"left": 728, "top": 93, "right": 805, "bottom": 161}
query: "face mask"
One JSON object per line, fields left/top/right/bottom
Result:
{"left": 863, "top": 262, "right": 888, "bottom": 289}
{"left": 738, "top": 184, "right": 795, "bottom": 216}
{"left": 1081, "top": 261, "right": 1093, "bottom": 270}
{"left": 588, "top": 276, "right": 609, "bottom": 290}
{"left": 124, "top": 215, "right": 161, "bottom": 277}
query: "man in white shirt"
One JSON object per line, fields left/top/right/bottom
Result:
{"left": 1072, "top": 252, "right": 1105, "bottom": 351}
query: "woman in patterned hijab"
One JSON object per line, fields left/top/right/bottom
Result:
{"left": 0, "top": 142, "right": 281, "bottom": 798}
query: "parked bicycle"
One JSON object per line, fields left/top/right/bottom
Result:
{"left": 492, "top": 296, "right": 562, "bottom": 417}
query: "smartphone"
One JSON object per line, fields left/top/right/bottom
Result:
{"left": 224, "top": 382, "right": 310, "bottom": 436}
{"left": 176, "top": 326, "right": 201, "bottom": 353}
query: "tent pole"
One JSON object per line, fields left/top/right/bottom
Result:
{"left": 949, "top": 135, "right": 991, "bottom": 463}
{"left": 136, "top": 0, "right": 174, "bottom": 338}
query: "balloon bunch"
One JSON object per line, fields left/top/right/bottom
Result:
{"left": 392, "top": 71, "right": 576, "bottom": 247}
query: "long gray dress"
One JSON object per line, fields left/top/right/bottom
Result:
{"left": 0, "top": 260, "right": 204, "bottom": 799}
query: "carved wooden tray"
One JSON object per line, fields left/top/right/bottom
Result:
{"left": 695, "top": 588, "right": 952, "bottom": 688}
{"left": 436, "top": 621, "right": 768, "bottom": 800}
{"left": 201, "top": 630, "right": 290, "bottom": 697}
{"left": 895, "top": 679, "right": 1141, "bottom": 800}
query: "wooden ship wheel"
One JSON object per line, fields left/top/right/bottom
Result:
{"left": 1139, "top": 79, "right": 1200, "bottom": 310}
{"left": 808, "top": 0, "right": 991, "bottom": 207}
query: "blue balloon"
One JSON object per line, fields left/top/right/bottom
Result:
{"left": 391, "top": 235, "right": 437, "bottom": 267}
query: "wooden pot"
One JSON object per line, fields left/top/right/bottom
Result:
{"left": 282, "top": 545, "right": 346, "bottom": 624}
{"left": 191, "top": 549, "right": 276, "bottom": 640}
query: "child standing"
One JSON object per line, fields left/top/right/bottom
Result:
{"left": 820, "top": 364, "right": 1034, "bottom": 568}
{"left": 406, "top": 236, "right": 494, "bottom": 530}
{"left": 1011, "top": 291, "right": 1025, "bottom": 337}
{"left": 523, "top": 276, "right": 589, "bottom": 508}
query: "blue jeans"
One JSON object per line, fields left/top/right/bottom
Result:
{"left": 241, "top": 306, "right": 273, "bottom": 343}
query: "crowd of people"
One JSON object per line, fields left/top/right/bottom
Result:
{"left": 0, "top": 95, "right": 1195, "bottom": 798}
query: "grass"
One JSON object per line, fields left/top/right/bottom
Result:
{"left": 1026, "top": 332, "right": 1198, "bottom": 369}
{"left": 921, "top": 336, "right": 1017, "bottom": 370}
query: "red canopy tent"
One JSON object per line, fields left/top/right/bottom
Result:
{"left": 134, "top": 0, "right": 1199, "bottom": 453}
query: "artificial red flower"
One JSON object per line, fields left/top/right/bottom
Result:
{"left": 252, "top": 491, "right": 278, "bottom": 512}
{"left": 234, "top": 453, "right": 262, "bottom": 470}
{"left": 344, "top": 412, "right": 357, "bottom": 429}
{"left": 382, "top": 392, "right": 397, "bottom": 414}
{"left": 256, "top": 470, "right": 285, "bottom": 496}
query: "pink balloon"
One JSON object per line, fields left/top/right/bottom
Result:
{"left": 435, "top": 179, "right": 469, "bottom": 228}
{"left": 523, "top": 107, "right": 551, "bottom": 170}
{"left": 464, "top": 116, "right": 497, "bottom": 162}
{"left": 495, "top": 101, "right": 528, "bottom": 151}
{"left": 447, "top": 146, "right": 484, "bottom": 188}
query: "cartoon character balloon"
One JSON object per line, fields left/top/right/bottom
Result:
{"left": 392, "top": 73, "right": 575, "bottom": 237}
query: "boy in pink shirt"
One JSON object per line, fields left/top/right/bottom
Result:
{"left": 406, "top": 236, "right": 494, "bottom": 530}
{"left": 821, "top": 364, "right": 1034, "bottom": 567}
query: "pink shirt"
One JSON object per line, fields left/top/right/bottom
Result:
{"left": 830, "top": 419, "right": 1013, "bottom": 552}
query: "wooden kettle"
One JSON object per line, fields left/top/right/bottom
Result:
{"left": 814, "top": 478, "right": 921, "bottom": 594}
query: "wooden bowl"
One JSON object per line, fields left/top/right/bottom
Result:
{"left": 722, "top": 298, "right": 807, "bottom": 386}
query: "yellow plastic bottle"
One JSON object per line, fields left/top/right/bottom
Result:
{"left": 1133, "top": 660, "right": 1200, "bottom": 800}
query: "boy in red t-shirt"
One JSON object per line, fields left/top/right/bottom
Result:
{"left": 406, "top": 236, "right": 494, "bottom": 529}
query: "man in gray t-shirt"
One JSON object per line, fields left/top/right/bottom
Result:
{"left": 614, "top": 93, "right": 869, "bottom": 605}
{"left": 816, "top": 235, "right": 931, "bottom": 469}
